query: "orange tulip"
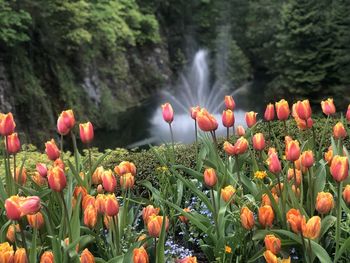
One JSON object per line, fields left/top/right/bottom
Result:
{"left": 6, "top": 225, "right": 18, "bottom": 243}
{"left": 324, "top": 147, "right": 333, "bottom": 165}
{"left": 57, "top": 109, "right": 75, "bottom": 135}
{"left": 266, "top": 152, "right": 281, "bottom": 174}
{"left": 221, "top": 185, "right": 236, "bottom": 203}
{"left": 321, "top": 98, "right": 336, "bottom": 116}
{"left": 80, "top": 248, "right": 95, "bottom": 263}
{"left": 259, "top": 205, "right": 274, "bottom": 228}
{"left": 222, "top": 109, "right": 235, "bottom": 128}
{"left": 0, "top": 112, "right": 16, "bottom": 136}
{"left": 190, "top": 106, "right": 200, "bottom": 120}
{"left": 343, "top": 185, "right": 350, "bottom": 205}
{"left": 179, "top": 208, "right": 191, "bottom": 223}
{"left": 142, "top": 205, "right": 160, "bottom": 224}
{"left": 346, "top": 104, "right": 350, "bottom": 122}
{"left": 4, "top": 196, "right": 22, "bottom": 220}
{"left": 82, "top": 195, "right": 95, "bottom": 211}
{"left": 261, "top": 193, "right": 279, "bottom": 206}
{"left": 73, "top": 186, "right": 87, "bottom": 200}
{"left": 0, "top": 242, "right": 14, "bottom": 263}
{"left": 147, "top": 215, "right": 169, "bottom": 238}
{"left": 302, "top": 216, "right": 321, "bottom": 239}
{"left": 36, "top": 163, "right": 48, "bottom": 177}
{"left": 84, "top": 204, "right": 97, "bottom": 229}
{"left": 92, "top": 166, "right": 104, "bottom": 185}
{"left": 105, "top": 194, "right": 119, "bottom": 217}
{"left": 45, "top": 139, "right": 60, "bottom": 161}
{"left": 97, "top": 184, "right": 104, "bottom": 194}
{"left": 196, "top": 109, "right": 218, "bottom": 132}
{"left": 300, "top": 150, "right": 314, "bottom": 168}
{"left": 14, "top": 167, "right": 27, "bottom": 185}
{"left": 47, "top": 166, "right": 66, "bottom": 192}
{"left": 245, "top": 111, "right": 257, "bottom": 128}
{"left": 263, "top": 250, "right": 277, "bottom": 263}
{"left": 333, "top": 122, "right": 347, "bottom": 139}
{"left": 264, "top": 103, "right": 275, "bottom": 121}
{"left": 224, "top": 95, "right": 235, "bottom": 110}
{"left": 14, "top": 247, "right": 27, "bottom": 263}
{"left": 133, "top": 247, "right": 149, "bottom": 263}
{"left": 286, "top": 208, "right": 304, "bottom": 234}
{"left": 285, "top": 140, "right": 300, "bottom": 162}
{"left": 252, "top": 133, "right": 265, "bottom": 151}
{"left": 264, "top": 234, "right": 281, "bottom": 254}
{"left": 27, "top": 212, "right": 44, "bottom": 229}
{"left": 268, "top": 147, "right": 277, "bottom": 156}
{"left": 94, "top": 194, "right": 105, "bottom": 214}
{"left": 275, "top": 99, "right": 290, "bottom": 120}
{"left": 177, "top": 256, "right": 198, "bottom": 263}
{"left": 330, "top": 155, "right": 349, "bottom": 182}
{"left": 161, "top": 103, "right": 174, "bottom": 124}
{"left": 240, "top": 207, "right": 255, "bottom": 230}
{"left": 101, "top": 170, "right": 117, "bottom": 193}
{"left": 316, "top": 192, "right": 334, "bottom": 214}
{"left": 79, "top": 122, "right": 94, "bottom": 144}
{"left": 223, "top": 137, "right": 248, "bottom": 155}
{"left": 54, "top": 158, "right": 65, "bottom": 170}
{"left": 295, "top": 100, "right": 312, "bottom": 120}
{"left": 295, "top": 116, "right": 313, "bottom": 130}
{"left": 287, "top": 168, "right": 301, "bottom": 186}
{"left": 120, "top": 173, "right": 135, "bottom": 190}
{"left": 40, "top": 251, "right": 54, "bottom": 263}
{"left": 203, "top": 168, "right": 217, "bottom": 187}
{"left": 114, "top": 161, "right": 137, "bottom": 176}
{"left": 5, "top": 132, "right": 20, "bottom": 155}
{"left": 236, "top": 125, "right": 245, "bottom": 136}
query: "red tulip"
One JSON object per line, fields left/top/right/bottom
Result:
{"left": 321, "top": 98, "right": 336, "bottom": 116}
{"left": 333, "top": 122, "right": 347, "bottom": 139}
{"left": 161, "top": 103, "right": 174, "bottom": 123}
{"left": 0, "top": 112, "right": 16, "bottom": 136}
{"left": 45, "top": 139, "right": 60, "bottom": 161}
{"left": 79, "top": 122, "right": 94, "bottom": 144}
{"left": 252, "top": 133, "right": 265, "bottom": 151}
{"left": 142, "top": 205, "right": 160, "bottom": 224}
{"left": 245, "top": 111, "right": 257, "bottom": 128}
{"left": 57, "top": 110, "right": 75, "bottom": 135}
{"left": 275, "top": 99, "right": 290, "bottom": 120}
{"left": 5, "top": 196, "right": 22, "bottom": 220}
{"left": 120, "top": 173, "right": 135, "bottom": 190}
{"left": 330, "top": 155, "right": 349, "bottom": 182}
{"left": 147, "top": 215, "right": 169, "bottom": 238}
{"left": 5, "top": 132, "right": 20, "bottom": 154}
{"left": 223, "top": 137, "right": 248, "bottom": 155}
{"left": 316, "top": 192, "right": 334, "bottom": 214}
{"left": 267, "top": 152, "right": 281, "bottom": 174}
{"left": 36, "top": 163, "right": 48, "bottom": 177}
{"left": 20, "top": 196, "right": 41, "bottom": 215}
{"left": 346, "top": 105, "right": 350, "bottom": 122}
{"left": 343, "top": 185, "right": 350, "bottom": 205}
{"left": 264, "top": 103, "right": 275, "bottom": 121}
{"left": 286, "top": 208, "right": 304, "bottom": 234}
{"left": 222, "top": 109, "right": 235, "bottom": 128}
{"left": 47, "top": 166, "right": 67, "bottom": 192}
{"left": 236, "top": 125, "right": 245, "bottom": 136}
{"left": 300, "top": 150, "right": 314, "bottom": 168}
{"left": 196, "top": 109, "right": 218, "bottom": 132}
{"left": 190, "top": 106, "right": 200, "bottom": 120}
{"left": 224, "top": 95, "right": 235, "bottom": 110}
{"left": 105, "top": 194, "right": 119, "bottom": 216}
{"left": 295, "top": 100, "right": 312, "bottom": 120}
{"left": 27, "top": 212, "right": 45, "bottom": 229}
{"left": 295, "top": 117, "right": 313, "bottom": 130}
{"left": 203, "top": 168, "right": 217, "bottom": 187}
{"left": 114, "top": 161, "right": 137, "bottom": 176}
{"left": 102, "top": 170, "right": 117, "bottom": 193}
{"left": 285, "top": 140, "right": 300, "bottom": 162}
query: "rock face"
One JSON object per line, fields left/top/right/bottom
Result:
{"left": 0, "top": 60, "right": 13, "bottom": 113}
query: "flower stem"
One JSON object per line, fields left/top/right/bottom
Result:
{"left": 210, "top": 189, "right": 220, "bottom": 239}
{"left": 60, "top": 192, "right": 72, "bottom": 241}
{"left": 336, "top": 181, "right": 342, "bottom": 256}
{"left": 169, "top": 123, "right": 175, "bottom": 161}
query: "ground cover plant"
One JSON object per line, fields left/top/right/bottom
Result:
{"left": 0, "top": 97, "right": 349, "bottom": 262}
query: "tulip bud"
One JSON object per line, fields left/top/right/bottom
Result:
{"left": 321, "top": 98, "right": 336, "bottom": 116}
{"left": 264, "top": 234, "right": 281, "bottom": 255}
{"left": 258, "top": 205, "right": 274, "bottom": 228}
{"left": 47, "top": 166, "right": 67, "bottom": 192}
{"left": 54, "top": 158, "right": 65, "bottom": 170}
{"left": 252, "top": 133, "right": 265, "bottom": 151}
{"left": 316, "top": 192, "right": 334, "bottom": 214}
{"left": 177, "top": 256, "right": 198, "bottom": 263}
{"left": 105, "top": 194, "right": 119, "bottom": 217}
{"left": 14, "top": 167, "right": 27, "bottom": 185}
{"left": 161, "top": 103, "right": 174, "bottom": 124}
{"left": 285, "top": 140, "right": 300, "bottom": 162}
{"left": 57, "top": 110, "right": 75, "bottom": 136}
{"left": 287, "top": 168, "right": 301, "bottom": 186}
{"left": 266, "top": 153, "right": 281, "bottom": 174}
{"left": 82, "top": 195, "right": 95, "bottom": 211}
{"left": 222, "top": 109, "right": 235, "bottom": 128}
{"left": 147, "top": 215, "right": 169, "bottom": 238}
{"left": 5, "top": 132, "right": 20, "bottom": 155}
{"left": 245, "top": 111, "right": 257, "bottom": 128}
{"left": 236, "top": 125, "right": 245, "bottom": 136}
{"left": 133, "top": 247, "right": 149, "bottom": 263}
{"left": 27, "top": 212, "right": 44, "bottom": 229}
{"left": 346, "top": 105, "right": 350, "bottom": 122}
{"left": 324, "top": 147, "right": 333, "bottom": 165}
{"left": 102, "top": 170, "right": 117, "bottom": 193}
{"left": 333, "top": 122, "right": 347, "bottom": 139}
{"left": 73, "top": 186, "right": 87, "bottom": 199}
{"left": 240, "top": 207, "right": 254, "bottom": 230}
{"left": 295, "top": 100, "right": 312, "bottom": 120}
{"left": 196, "top": 109, "right": 218, "bottom": 132}
{"left": 261, "top": 193, "right": 279, "bottom": 206}
{"left": 36, "top": 163, "right": 48, "bottom": 177}
{"left": 92, "top": 166, "right": 104, "bottom": 185}
{"left": 0, "top": 112, "right": 16, "bottom": 136}
{"left": 20, "top": 196, "right": 41, "bottom": 215}
{"left": 295, "top": 116, "right": 313, "bottom": 130}
{"left": 300, "top": 150, "right": 314, "bottom": 168}
{"left": 14, "top": 248, "right": 27, "bottom": 263}
{"left": 80, "top": 248, "right": 95, "bottom": 263}
{"left": 6, "top": 225, "right": 17, "bottom": 243}
{"left": 45, "top": 139, "right": 60, "bottom": 161}
{"left": 221, "top": 185, "right": 236, "bottom": 203}
{"left": 40, "top": 251, "right": 54, "bottom": 263}
{"left": 84, "top": 204, "right": 97, "bottom": 229}
{"left": 79, "top": 122, "right": 94, "bottom": 144}
{"left": 120, "top": 173, "right": 135, "bottom": 190}
{"left": 264, "top": 103, "right": 275, "bottom": 121}
{"left": 190, "top": 106, "right": 201, "bottom": 120}
{"left": 223, "top": 137, "right": 248, "bottom": 156}
{"left": 203, "top": 168, "right": 217, "bottom": 187}
{"left": 30, "top": 173, "right": 45, "bottom": 187}
{"left": 275, "top": 99, "right": 290, "bottom": 120}
{"left": 179, "top": 207, "right": 191, "bottom": 223}
{"left": 268, "top": 147, "right": 277, "bottom": 156}
{"left": 224, "top": 95, "right": 235, "bottom": 110}
{"left": 286, "top": 208, "right": 304, "bottom": 234}
{"left": 114, "top": 161, "right": 137, "bottom": 176}
{"left": 302, "top": 216, "right": 321, "bottom": 239}
{"left": 142, "top": 205, "right": 160, "bottom": 224}
{"left": 342, "top": 185, "right": 350, "bottom": 207}
{"left": 330, "top": 155, "right": 349, "bottom": 182}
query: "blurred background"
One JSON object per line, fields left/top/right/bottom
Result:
{"left": 0, "top": 0, "right": 349, "bottom": 149}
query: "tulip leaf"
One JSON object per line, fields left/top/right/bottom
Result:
{"left": 156, "top": 209, "right": 167, "bottom": 263}
{"left": 86, "top": 150, "right": 111, "bottom": 187}
{"left": 335, "top": 235, "right": 350, "bottom": 262}
{"left": 29, "top": 227, "right": 38, "bottom": 263}
{"left": 247, "top": 247, "right": 264, "bottom": 263}
{"left": 67, "top": 160, "right": 86, "bottom": 188}
{"left": 70, "top": 194, "right": 82, "bottom": 242}
{"left": 320, "top": 215, "right": 336, "bottom": 239}
{"left": 0, "top": 221, "right": 11, "bottom": 242}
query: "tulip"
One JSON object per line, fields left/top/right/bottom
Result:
{"left": 5, "top": 196, "right": 22, "bottom": 220}
{"left": 36, "top": 163, "right": 48, "bottom": 177}
{"left": 203, "top": 168, "right": 217, "bottom": 187}
{"left": 286, "top": 208, "right": 304, "bottom": 234}
{"left": 236, "top": 125, "right": 245, "bottom": 136}
{"left": 47, "top": 166, "right": 66, "bottom": 192}
{"left": 264, "top": 234, "right": 281, "bottom": 255}
{"left": 321, "top": 98, "right": 336, "bottom": 116}
{"left": 258, "top": 205, "right": 274, "bottom": 228}
{"left": 284, "top": 136, "right": 293, "bottom": 145}
{"left": 245, "top": 111, "right": 257, "bottom": 128}
{"left": 252, "top": 133, "right": 265, "bottom": 151}
{"left": 101, "top": 170, "right": 117, "bottom": 193}
{"left": 177, "top": 256, "right": 198, "bottom": 263}
{"left": 221, "top": 185, "right": 236, "bottom": 203}
{"left": 266, "top": 153, "right": 282, "bottom": 174}
{"left": 275, "top": 99, "right": 290, "bottom": 120}
{"left": 223, "top": 137, "right": 248, "bottom": 156}
{"left": 285, "top": 140, "right": 300, "bottom": 162}
{"left": 316, "top": 192, "right": 334, "bottom": 214}
{"left": 343, "top": 185, "right": 350, "bottom": 205}
{"left": 261, "top": 193, "right": 279, "bottom": 206}
{"left": 0, "top": 242, "right": 14, "bottom": 263}
{"left": 14, "top": 248, "right": 27, "bottom": 263}
{"left": 0, "top": 113, "right": 16, "bottom": 136}
{"left": 190, "top": 106, "right": 200, "bottom": 120}
{"left": 57, "top": 109, "right": 75, "bottom": 135}
{"left": 45, "top": 139, "right": 60, "bottom": 161}
{"left": 40, "top": 251, "right": 54, "bottom": 263}
{"left": 73, "top": 186, "right": 88, "bottom": 199}
{"left": 333, "top": 122, "right": 347, "bottom": 139}
{"left": 120, "top": 173, "right": 135, "bottom": 190}
{"left": 14, "top": 167, "right": 27, "bottom": 185}
{"left": 92, "top": 166, "right": 104, "bottom": 185}
{"left": 133, "top": 247, "right": 149, "bottom": 263}
{"left": 324, "top": 147, "right": 333, "bottom": 165}
{"left": 179, "top": 207, "right": 191, "bottom": 223}
{"left": 287, "top": 168, "right": 301, "bottom": 186}
{"left": 94, "top": 194, "right": 106, "bottom": 214}
{"left": 196, "top": 109, "right": 218, "bottom": 132}
{"left": 240, "top": 207, "right": 254, "bottom": 230}
{"left": 84, "top": 204, "right": 97, "bottom": 229}
{"left": 114, "top": 161, "right": 137, "bottom": 176}
{"left": 268, "top": 147, "right": 277, "bottom": 156}
{"left": 6, "top": 225, "right": 16, "bottom": 243}
{"left": 142, "top": 205, "right": 160, "bottom": 224}
{"left": 79, "top": 122, "right": 94, "bottom": 144}
{"left": 147, "top": 215, "right": 169, "bottom": 238}
{"left": 105, "top": 194, "right": 119, "bottom": 217}
{"left": 271, "top": 183, "right": 284, "bottom": 196}
{"left": 295, "top": 100, "right": 312, "bottom": 120}
{"left": 224, "top": 95, "right": 235, "bottom": 110}
{"left": 264, "top": 103, "right": 275, "bottom": 121}
{"left": 222, "top": 109, "right": 234, "bottom": 128}
{"left": 82, "top": 195, "right": 95, "bottom": 211}
{"left": 5, "top": 132, "right": 20, "bottom": 154}
{"left": 54, "top": 158, "right": 65, "bottom": 170}
{"left": 27, "top": 212, "right": 44, "bottom": 229}
{"left": 19, "top": 196, "right": 41, "bottom": 215}
{"left": 295, "top": 117, "right": 313, "bottom": 130}
{"left": 346, "top": 105, "right": 350, "bottom": 122}
{"left": 161, "top": 103, "right": 174, "bottom": 124}
{"left": 80, "top": 248, "right": 95, "bottom": 263}
{"left": 300, "top": 150, "right": 314, "bottom": 168}
{"left": 330, "top": 155, "right": 349, "bottom": 182}
{"left": 32, "top": 172, "right": 47, "bottom": 186}
{"left": 302, "top": 216, "right": 321, "bottom": 239}
{"left": 263, "top": 250, "right": 277, "bottom": 263}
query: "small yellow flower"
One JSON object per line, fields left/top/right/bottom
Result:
{"left": 225, "top": 245, "right": 232, "bottom": 253}
{"left": 254, "top": 170, "right": 267, "bottom": 180}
